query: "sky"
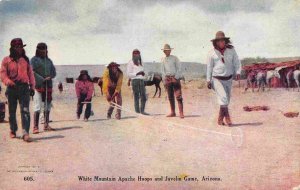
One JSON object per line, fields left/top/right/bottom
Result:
{"left": 0, "top": 0, "right": 299, "bottom": 65}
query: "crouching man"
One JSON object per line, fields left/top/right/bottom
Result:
{"left": 102, "top": 62, "right": 123, "bottom": 120}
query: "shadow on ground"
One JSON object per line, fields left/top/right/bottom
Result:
{"left": 184, "top": 114, "right": 201, "bottom": 118}
{"left": 231, "top": 122, "right": 263, "bottom": 127}
{"left": 53, "top": 126, "right": 82, "bottom": 131}
{"left": 32, "top": 135, "right": 65, "bottom": 142}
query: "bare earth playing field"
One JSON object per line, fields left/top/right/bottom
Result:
{"left": 0, "top": 80, "right": 299, "bottom": 190}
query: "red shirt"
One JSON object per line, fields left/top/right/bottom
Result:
{"left": 1, "top": 56, "right": 35, "bottom": 88}
{"left": 75, "top": 80, "right": 94, "bottom": 100}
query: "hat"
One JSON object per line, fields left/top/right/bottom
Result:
{"left": 80, "top": 70, "right": 89, "bottom": 75}
{"left": 37, "top": 42, "right": 47, "bottom": 50}
{"left": 106, "top": 62, "right": 120, "bottom": 68}
{"left": 10, "top": 38, "right": 26, "bottom": 47}
{"left": 211, "top": 31, "right": 230, "bottom": 42}
{"left": 161, "top": 44, "right": 173, "bottom": 51}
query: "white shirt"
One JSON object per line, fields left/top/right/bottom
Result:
{"left": 127, "top": 60, "right": 145, "bottom": 80}
{"left": 161, "top": 55, "right": 181, "bottom": 79}
{"left": 206, "top": 48, "right": 241, "bottom": 82}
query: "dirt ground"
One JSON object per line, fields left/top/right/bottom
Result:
{"left": 0, "top": 80, "right": 299, "bottom": 190}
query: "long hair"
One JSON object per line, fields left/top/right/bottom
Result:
{"left": 9, "top": 47, "right": 30, "bottom": 64}
{"left": 109, "top": 67, "right": 123, "bottom": 83}
{"left": 35, "top": 49, "right": 48, "bottom": 58}
{"left": 213, "top": 38, "right": 234, "bottom": 49}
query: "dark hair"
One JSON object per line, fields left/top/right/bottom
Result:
{"left": 109, "top": 67, "right": 122, "bottom": 83}
{"left": 213, "top": 38, "right": 234, "bottom": 49}
{"left": 9, "top": 47, "right": 29, "bottom": 64}
{"left": 77, "top": 74, "right": 92, "bottom": 82}
{"left": 35, "top": 49, "right": 48, "bottom": 58}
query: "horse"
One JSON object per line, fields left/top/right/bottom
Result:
{"left": 256, "top": 70, "right": 267, "bottom": 92}
{"left": 127, "top": 72, "right": 163, "bottom": 98}
{"left": 245, "top": 70, "right": 257, "bottom": 92}
{"left": 286, "top": 69, "right": 294, "bottom": 90}
{"left": 144, "top": 73, "right": 163, "bottom": 98}
{"left": 293, "top": 70, "right": 300, "bottom": 92}
{"left": 266, "top": 69, "right": 281, "bottom": 90}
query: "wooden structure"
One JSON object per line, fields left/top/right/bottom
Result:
{"left": 243, "top": 60, "right": 300, "bottom": 88}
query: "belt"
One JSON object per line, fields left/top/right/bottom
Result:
{"left": 213, "top": 75, "right": 233, "bottom": 80}
{"left": 13, "top": 81, "right": 29, "bottom": 86}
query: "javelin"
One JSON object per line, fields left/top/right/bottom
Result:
{"left": 110, "top": 101, "right": 151, "bottom": 118}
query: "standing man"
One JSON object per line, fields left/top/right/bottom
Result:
{"left": 161, "top": 44, "right": 184, "bottom": 119}
{"left": 0, "top": 38, "right": 35, "bottom": 142}
{"left": 31, "top": 43, "right": 56, "bottom": 133}
{"left": 127, "top": 49, "right": 149, "bottom": 115}
{"left": 206, "top": 31, "right": 241, "bottom": 126}
{"left": 102, "top": 62, "right": 123, "bottom": 120}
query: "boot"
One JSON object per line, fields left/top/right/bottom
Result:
{"left": 178, "top": 99, "right": 184, "bottom": 119}
{"left": 218, "top": 107, "right": 225, "bottom": 126}
{"left": 22, "top": 134, "right": 32, "bottom": 143}
{"left": 167, "top": 99, "right": 176, "bottom": 117}
{"left": 33, "top": 111, "right": 40, "bottom": 134}
{"left": 224, "top": 107, "right": 232, "bottom": 126}
{"left": 115, "top": 111, "right": 121, "bottom": 120}
{"left": 44, "top": 111, "right": 55, "bottom": 131}
{"left": 10, "top": 131, "right": 16, "bottom": 138}
{"left": 134, "top": 97, "right": 140, "bottom": 113}
{"left": 140, "top": 98, "right": 149, "bottom": 115}
{"left": 107, "top": 106, "right": 114, "bottom": 119}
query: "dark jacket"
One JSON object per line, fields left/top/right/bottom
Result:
{"left": 30, "top": 56, "right": 56, "bottom": 89}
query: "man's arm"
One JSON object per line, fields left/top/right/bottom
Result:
{"left": 30, "top": 58, "right": 45, "bottom": 82}
{"left": 115, "top": 72, "right": 123, "bottom": 93}
{"left": 233, "top": 49, "right": 241, "bottom": 79}
{"left": 28, "top": 64, "right": 36, "bottom": 90}
{"left": 0, "top": 58, "right": 12, "bottom": 86}
{"left": 161, "top": 58, "right": 166, "bottom": 81}
{"left": 50, "top": 60, "right": 57, "bottom": 79}
{"left": 175, "top": 56, "right": 182, "bottom": 79}
{"left": 102, "top": 69, "right": 110, "bottom": 95}
{"left": 75, "top": 81, "right": 80, "bottom": 98}
{"left": 86, "top": 82, "right": 94, "bottom": 100}
{"left": 206, "top": 53, "right": 214, "bottom": 89}
{"left": 206, "top": 53, "right": 214, "bottom": 82}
